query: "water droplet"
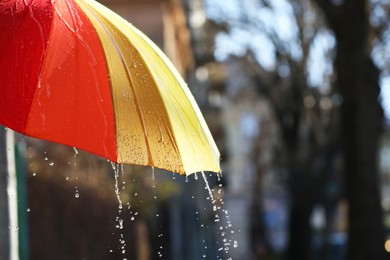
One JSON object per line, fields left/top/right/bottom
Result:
{"left": 233, "top": 241, "right": 238, "bottom": 248}
{"left": 49, "top": 162, "right": 54, "bottom": 166}
{"left": 27, "top": 208, "right": 30, "bottom": 212}
{"left": 117, "top": 219, "right": 124, "bottom": 229}
{"left": 75, "top": 193, "right": 79, "bottom": 198}
{"left": 32, "top": 172, "right": 36, "bottom": 177}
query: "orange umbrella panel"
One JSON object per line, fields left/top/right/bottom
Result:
{"left": 0, "top": 0, "right": 117, "bottom": 162}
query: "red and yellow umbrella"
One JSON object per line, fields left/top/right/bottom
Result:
{"left": 0, "top": 0, "right": 220, "bottom": 175}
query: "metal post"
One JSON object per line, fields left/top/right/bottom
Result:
{"left": 0, "top": 127, "right": 19, "bottom": 260}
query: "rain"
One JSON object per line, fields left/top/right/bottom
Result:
{"left": 1, "top": 0, "right": 390, "bottom": 260}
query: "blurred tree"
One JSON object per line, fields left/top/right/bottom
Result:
{"left": 200, "top": 0, "right": 341, "bottom": 259}
{"left": 314, "top": 0, "right": 387, "bottom": 259}
{"left": 198, "top": 0, "right": 390, "bottom": 259}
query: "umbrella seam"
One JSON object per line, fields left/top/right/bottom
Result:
{"left": 128, "top": 28, "right": 220, "bottom": 174}
{"left": 24, "top": 0, "right": 56, "bottom": 133}
{"left": 75, "top": 0, "right": 155, "bottom": 166}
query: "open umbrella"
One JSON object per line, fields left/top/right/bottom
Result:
{"left": 0, "top": 0, "right": 220, "bottom": 175}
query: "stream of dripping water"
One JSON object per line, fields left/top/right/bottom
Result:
{"left": 107, "top": 162, "right": 236, "bottom": 259}
{"left": 199, "top": 171, "right": 238, "bottom": 259}
{"left": 111, "top": 162, "right": 126, "bottom": 259}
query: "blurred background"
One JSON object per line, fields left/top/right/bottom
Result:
{"left": 1, "top": 0, "right": 390, "bottom": 259}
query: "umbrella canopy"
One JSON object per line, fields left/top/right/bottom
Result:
{"left": 0, "top": 0, "right": 220, "bottom": 175}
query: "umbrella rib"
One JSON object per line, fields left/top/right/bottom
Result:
{"left": 125, "top": 25, "right": 219, "bottom": 166}
{"left": 76, "top": 0, "right": 154, "bottom": 165}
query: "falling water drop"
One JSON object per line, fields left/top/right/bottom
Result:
{"left": 201, "top": 171, "right": 214, "bottom": 201}
{"left": 117, "top": 219, "right": 124, "bottom": 229}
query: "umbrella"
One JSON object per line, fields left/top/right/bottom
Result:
{"left": 0, "top": 0, "right": 220, "bottom": 175}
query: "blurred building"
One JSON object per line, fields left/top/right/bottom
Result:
{"left": 100, "top": 0, "right": 193, "bottom": 75}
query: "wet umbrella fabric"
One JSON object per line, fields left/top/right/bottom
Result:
{"left": 0, "top": 0, "right": 220, "bottom": 175}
